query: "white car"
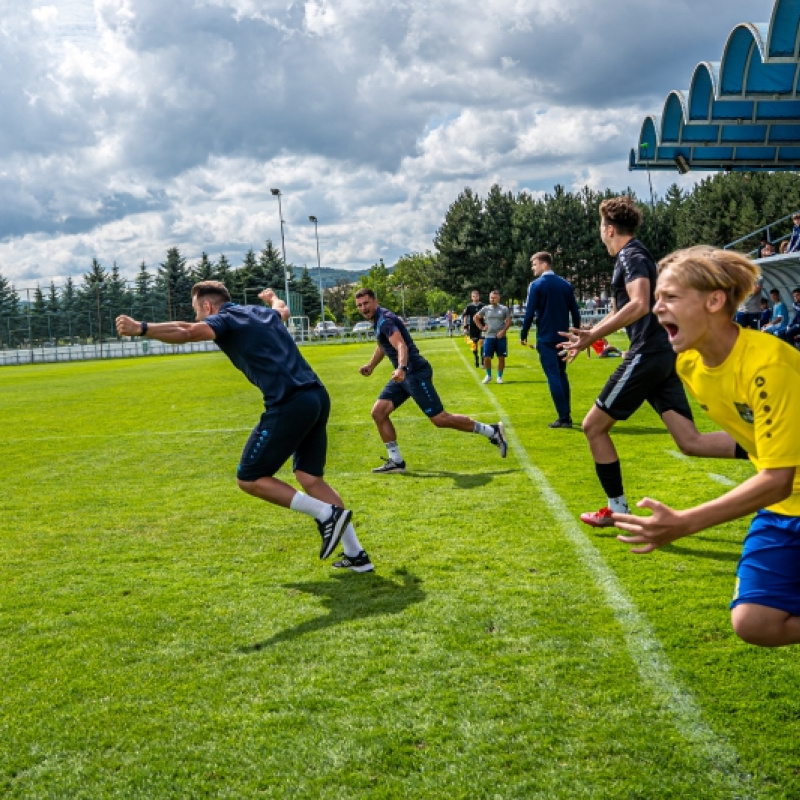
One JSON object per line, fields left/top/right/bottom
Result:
{"left": 314, "top": 321, "right": 344, "bottom": 338}
{"left": 351, "top": 321, "right": 374, "bottom": 337}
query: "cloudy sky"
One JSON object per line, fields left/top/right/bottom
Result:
{"left": 0, "top": 0, "right": 775, "bottom": 289}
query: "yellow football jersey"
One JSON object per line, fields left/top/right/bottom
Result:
{"left": 677, "top": 327, "right": 800, "bottom": 516}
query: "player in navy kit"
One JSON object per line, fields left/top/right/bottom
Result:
{"left": 115, "top": 281, "right": 373, "bottom": 572}
{"left": 354, "top": 288, "right": 508, "bottom": 473}
{"left": 559, "top": 197, "right": 735, "bottom": 527}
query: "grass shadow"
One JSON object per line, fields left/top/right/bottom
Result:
{"left": 239, "top": 568, "right": 425, "bottom": 651}
{"left": 407, "top": 469, "right": 517, "bottom": 488}
{"left": 661, "top": 543, "right": 741, "bottom": 563}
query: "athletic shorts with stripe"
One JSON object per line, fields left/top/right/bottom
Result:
{"left": 237, "top": 384, "right": 330, "bottom": 481}
{"left": 378, "top": 363, "right": 444, "bottom": 418}
{"left": 595, "top": 349, "right": 693, "bottom": 422}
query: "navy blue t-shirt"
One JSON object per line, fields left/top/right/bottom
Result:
{"left": 612, "top": 239, "right": 672, "bottom": 356}
{"left": 373, "top": 307, "right": 429, "bottom": 371}
{"left": 204, "top": 303, "right": 320, "bottom": 406}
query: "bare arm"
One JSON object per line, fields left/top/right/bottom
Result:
{"left": 613, "top": 467, "right": 796, "bottom": 553}
{"left": 259, "top": 288, "right": 290, "bottom": 322}
{"left": 115, "top": 315, "right": 216, "bottom": 343}
{"left": 360, "top": 344, "right": 386, "bottom": 376}
{"left": 386, "top": 330, "right": 409, "bottom": 383}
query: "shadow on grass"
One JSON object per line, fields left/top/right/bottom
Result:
{"left": 239, "top": 568, "right": 425, "bottom": 651}
{"left": 661, "top": 543, "right": 741, "bottom": 562}
{"left": 407, "top": 469, "right": 517, "bottom": 488}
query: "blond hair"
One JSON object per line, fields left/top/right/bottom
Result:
{"left": 658, "top": 246, "right": 760, "bottom": 316}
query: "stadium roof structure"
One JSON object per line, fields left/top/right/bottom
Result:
{"left": 629, "top": 0, "right": 800, "bottom": 173}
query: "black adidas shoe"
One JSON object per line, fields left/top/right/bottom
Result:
{"left": 317, "top": 506, "right": 352, "bottom": 560}
{"left": 548, "top": 417, "right": 573, "bottom": 429}
{"left": 489, "top": 422, "right": 508, "bottom": 458}
{"left": 332, "top": 550, "right": 374, "bottom": 573}
{"left": 372, "top": 458, "right": 406, "bottom": 474}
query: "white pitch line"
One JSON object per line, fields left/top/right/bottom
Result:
{"left": 665, "top": 449, "right": 739, "bottom": 487}
{"left": 453, "top": 342, "right": 749, "bottom": 794}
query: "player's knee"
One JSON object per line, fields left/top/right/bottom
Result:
{"left": 731, "top": 606, "right": 782, "bottom": 647}
{"left": 237, "top": 478, "right": 258, "bottom": 496}
{"left": 371, "top": 404, "right": 387, "bottom": 423}
{"left": 429, "top": 413, "right": 448, "bottom": 428}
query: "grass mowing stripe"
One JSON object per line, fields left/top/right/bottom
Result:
{"left": 453, "top": 341, "right": 752, "bottom": 795}
{"left": 666, "top": 449, "right": 740, "bottom": 487}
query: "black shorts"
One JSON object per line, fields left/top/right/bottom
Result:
{"left": 237, "top": 385, "right": 330, "bottom": 481}
{"left": 595, "top": 350, "right": 692, "bottom": 422}
{"left": 378, "top": 363, "right": 445, "bottom": 418}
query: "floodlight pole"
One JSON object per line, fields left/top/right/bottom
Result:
{"left": 309, "top": 215, "right": 324, "bottom": 322}
{"left": 270, "top": 188, "right": 292, "bottom": 316}
{"left": 640, "top": 143, "right": 661, "bottom": 255}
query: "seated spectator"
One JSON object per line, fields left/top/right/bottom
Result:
{"left": 762, "top": 288, "right": 788, "bottom": 335}
{"left": 757, "top": 236, "right": 769, "bottom": 258}
{"left": 734, "top": 273, "right": 764, "bottom": 329}
{"left": 779, "top": 287, "right": 800, "bottom": 346}
{"left": 787, "top": 213, "right": 800, "bottom": 253}
{"left": 780, "top": 240, "right": 789, "bottom": 254}
{"left": 761, "top": 241, "right": 776, "bottom": 258}
{"left": 759, "top": 297, "right": 771, "bottom": 329}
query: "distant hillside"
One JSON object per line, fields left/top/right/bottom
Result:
{"left": 301, "top": 265, "right": 392, "bottom": 290}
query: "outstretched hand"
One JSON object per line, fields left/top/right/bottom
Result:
{"left": 116, "top": 315, "right": 141, "bottom": 337}
{"left": 557, "top": 326, "right": 592, "bottom": 363}
{"left": 613, "top": 498, "right": 692, "bottom": 554}
{"left": 258, "top": 288, "right": 276, "bottom": 304}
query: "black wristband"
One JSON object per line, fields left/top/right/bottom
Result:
{"left": 140, "top": 321, "right": 148, "bottom": 336}
{"left": 734, "top": 442, "right": 749, "bottom": 460}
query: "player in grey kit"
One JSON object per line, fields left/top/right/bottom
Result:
{"left": 115, "top": 281, "right": 373, "bottom": 572}
{"left": 474, "top": 290, "right": 512, "bottom": 384}
{"left": 355, "top": 288, "right": 508, "bottom": 473}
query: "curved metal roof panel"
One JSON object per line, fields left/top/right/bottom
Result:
{"left": 630, "top": 0, "right": 800, "bottom": 172}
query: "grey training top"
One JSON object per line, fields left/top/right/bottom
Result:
{"left": 474, "top": 304, "right": 511, "bottom": 337}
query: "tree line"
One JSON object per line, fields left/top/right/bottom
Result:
{"left": 2, "top": 170, "right": 800, "bottom": 349}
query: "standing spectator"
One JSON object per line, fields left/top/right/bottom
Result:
{"left": 474, "top": 290, "right": 512, "bottom": 384}
{"left": 520, "top": 251, "right": 581, "bottom": 428}
{"left": 780, "top": 287, "right": 800, "bottom": 346}
{"left": 584, "top": 296, "right": 596, "bottom": 313}
{"left": 763, "top": 288, "right": 788, "bottom": 336}
{"left": 445, "top": 309, "right": 454, "bottom": 337}
{"left": 735, "top": 273, "right": 764, "bottom": 329}
{"left": 462, "top": 290, "right": 485, "bottom": 368}
{"left": 787, "top": 213, "right": 800, "bottom": 253}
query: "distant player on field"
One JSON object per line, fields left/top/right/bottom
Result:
{"left": 614, "top": 247, "right": 800, "bottom": 648}
{"left": 474, "top": 290, "right": 512, "bottom": 384}
{"left": 355, "top": 287, "right": 508, "bottom": 473}
{"left": 115, "top": 281, "right": 373, "bottom": 573}
{"left": 462, "top": 289, "right": 485, "bottom": 368}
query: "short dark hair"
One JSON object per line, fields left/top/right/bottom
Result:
{"left": 192, "top": 281, "right": 231, "bottom": 305}
{"left": 793, "top": 286, "right": 800, "bottom": 293}
{"left": 599, "top": 196, "right": 642, "bottom": 236}
{"left": 770, "top": 288, "right": 781, "bottom": 296}
{"left": 355, "top": 288, "right": 376, "bottom": 300}
{"left": 532, "top": 251, "right": 553, "bottom": 265}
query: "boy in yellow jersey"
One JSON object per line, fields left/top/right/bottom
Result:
{"left": 613, "top": 246, "right": 800, "bottom": 647}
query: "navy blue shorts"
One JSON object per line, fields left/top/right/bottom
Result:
{"left": 731, "top": 510, "right": 800, "bottom": 615}
{"left": 378, "top": 364, "right": 444, "bottom": 418}
{"left": 237, "top": 385, "right": 330, "bottom": 481}
{"left": 482, "top": 337, "right": 508, "bottom": 359}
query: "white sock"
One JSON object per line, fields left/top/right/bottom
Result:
{"left": 289, "top": 491, "right": 332, "bottom": 522}
{"left": 340, "top": 523, "right": 364, "bottom": 557}
{"left": 473, "top": 421, "right": 494, "bottom": 438}
{"left": 386, "top": 441, "right": 403, "bottom": 463}
{"left": 608, "top": 495, "right": 629, "bottom": 514}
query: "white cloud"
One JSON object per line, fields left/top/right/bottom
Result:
{"left": 0, "top": 0, "right": 772, "bottom": 289}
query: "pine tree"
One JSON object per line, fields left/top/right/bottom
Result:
{"left": 192, "top": 252, "right": 216, "bottom": 283}
{"left": 132, "top": 262, "right": 154, "bottom": 321}
{"left": 433, "top": 188, "right": 486, "bottom": 296}
{"left": 156, "top": 247, "right": 192, "bottom": 320}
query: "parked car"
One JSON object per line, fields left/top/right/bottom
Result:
{"left": 313, "top": 321, "right": 345, "bottom": 338}
{"left": 351, "top": 321, "right": 374, "bottom": 338}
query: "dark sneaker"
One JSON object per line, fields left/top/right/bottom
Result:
{"left": 548, "top": 417, "right": 573, "bottom": 429}
{"left": 333, "top": 550, "right": 374, "bottom": 573}
{"left": 490, "top": 422, "right": 508, "bottom": 458}
{"left": 317, "top": 506, "right": 352, "bottom": 560}
{"left": 580, "top": 506, "right": 616, "bottom": 528}
{"left": 372, "top": 458, "right": 406, "bottom": 474}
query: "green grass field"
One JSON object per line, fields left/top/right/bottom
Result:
{"left": 1, "top": 337, "right": 798, "bottom": 799}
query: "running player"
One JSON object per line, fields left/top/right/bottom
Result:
{"left": 560, "top": 196, "right": 734, "bottom": 527}
{"left": 355, "top": 288, "right": 507, "bottom": 473}
{"left": 115, "top": 282, "right": 373, "bottom": 572}
{"left": 614, "top": 246, "right": 800, "bottom": 648}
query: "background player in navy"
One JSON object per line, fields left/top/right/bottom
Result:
{"left": 559, "top": 197, "right": 734, "bottom": 528}
{"left": 115, "top": 281, "right": 372, "bottom": 572}
{"left": 354, "top": 288, "right": 507, "bottom": 473}
{"left": 462, "top": 290, "right": 485, "bottom": 368}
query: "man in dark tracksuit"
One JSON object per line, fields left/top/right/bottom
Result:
{"left": 520, "top": 251, "right": 581, "bottom": 428}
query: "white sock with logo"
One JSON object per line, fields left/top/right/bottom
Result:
{"left": 473, "top": 422, "right": 494, "bottom": 438}
{"left": 608, "top": 495, "right": 629, "bottom": 514}
{"left": 340, "top": 523, "right": 364, "bottom": 557}
{"left": 386, "top": 441, "right": 403, "bottom": 463}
